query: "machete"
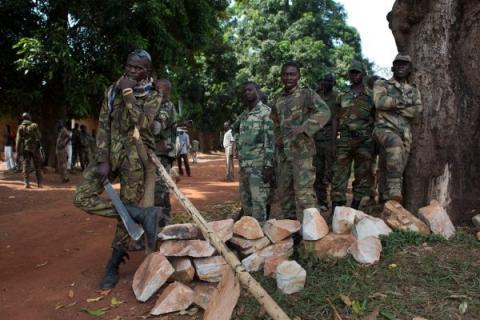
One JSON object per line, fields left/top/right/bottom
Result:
{"left": 103, "top": 180, "right": 144, "bottom": 240}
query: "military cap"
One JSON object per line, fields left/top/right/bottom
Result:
{"left": 393, "top": 53, "right": 412, "bottom": 63}
{"left": 348, "top": 60, "right": 365, "bottom": 72}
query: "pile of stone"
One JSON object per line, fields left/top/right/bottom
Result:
{"left": 301, "top": 200, "right": 457, "bottom": 265}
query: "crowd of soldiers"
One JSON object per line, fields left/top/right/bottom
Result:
{"left": 13, "top": 49, "right": 421, "bottom": 291}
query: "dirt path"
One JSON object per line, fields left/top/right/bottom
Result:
{"left": 0, "top": 154, "right": 239, "bottom": 320}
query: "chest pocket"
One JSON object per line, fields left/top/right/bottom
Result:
{"left": 240, "top": 117, "right": 263, "bottom": 145}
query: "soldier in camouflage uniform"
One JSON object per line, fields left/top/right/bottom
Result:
{"left": 16, "top": 112, "right": 43, "bottom": 188}
{"left": 79, "top": 124, "right": 92, "bottom": 170}
{"left": 56, "top": 121, "right": 70, "bottom": 183}
{"left": 373, "top": 54, "right": 422, "bottom": 203}
{"left": 153, "top": 79, "right": 177, "bottom": 217}
{"left": 331, "top": 61, "right": 375, "bottom": 211}
{"left": 271, "top": 62, "right": 331, "bottom": 220}
{"left": 73, "top": 50, "right": 164, "bottom": 289}
{"left": 231, "top": 81, "right": 274, "bottom": 222}
{"left": 314, "top": 74, "right": 340, "bottom": 211}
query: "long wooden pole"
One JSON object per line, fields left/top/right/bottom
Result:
{"left": 149, "top": 151, "right": 291, "bottom": 320}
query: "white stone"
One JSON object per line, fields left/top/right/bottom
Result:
{"left": 276, "top": 261, "right": 306, "bottom": 294}
{"left": 302, "top": 208, "right": 329, "bottom": 240}
{"left": 472, "top": 214, "right": 480, "bottom": 230}
{"left": 233, "top": 216, "right": 264, "bottom": 240}
{"left": 193, "top": 256, "right": 227, "bottom": 282}
{"left": 132, "top": 253, "right": 175, "bottom": 302}
{"left": 207, "top": 219, "right": 234, "bottom": 242}
{"left": 150, "top": 281, "right": 194, "bottom": 315}
{"left": 332, "top": 206, "right": 357, "bottom": 234}
{"left": 383, "top": 200, "right": 430, "bottom": 236}
{"left": 263, "top": 219, "right": 301, "bottom": 243}
{"left": 352, "top": 216, "right": 392, "bottom": 240}
{"left": 241, "top": 238, "right": 294, "bottom": 272}
{"left": 348, "top": 236, "right": 382, "bottom": 264}
{"left": 170, "top": 257, "right": 195, "bottom": 283}
{"left": 418, "top": 200, "right": 455, "bottom": 240}
{"left": 158, "top": 240, "right": 215, "bottom": 257}
{"left": 158, "top": 223, "right": 201, "bottom": 240}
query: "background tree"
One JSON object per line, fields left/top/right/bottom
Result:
{"left": 389, "top": 0, "right": 480, "bottom": 221}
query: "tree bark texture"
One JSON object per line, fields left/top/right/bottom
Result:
{"left": 389, "top": 0, "right": 480, "bottom": 221}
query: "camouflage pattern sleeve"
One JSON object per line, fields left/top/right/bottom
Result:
{"left": 95, "top": 88, "right": 112, "bottom": 163}
{"left": 122, "top": 93, "right": 143, "bottom": 128}
{"left": 15, "top": 126, "right": 23, "bottom": 155}
{"left": 33, "top": 123, "right": 41, "bottom": 142}
{"left": 270, "top": 97, "right": 283, "bottom": 147}
{"left": 303, "top": 89, "right": 331, "bottom": 137}
{"left": 263, "top": 114, "right": 274, "bottom": 167}
{"left": 231, "top": 112, "right": 242, "bottom": 135}
{"left": 400, "top": 85, "right": 423, "bottom": 119}
{"left": 373, "top": 81, "right": 399, "bottom": 111}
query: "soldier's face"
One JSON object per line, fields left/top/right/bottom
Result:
{"left": 281, "top": 66, "right": 300, "bottom": 90}
{"left": 392, "top": 61, "right": 411, "bottom": 80}
{"left": 243, "top": 84, "right": 258, "bottom": 102}
{"left": 321, "top": 79, "right": 334, "bottom": 91}
{"left": 125, "top": 55, "right": 150, "bottom": 81}
{"left": 348, "top": 70, "right": 363, "bottom": 84}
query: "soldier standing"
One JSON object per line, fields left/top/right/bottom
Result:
{"left": 56, "top": 121, "right": 70, "bottom": 183}
{"left": 232, "top": 81, "right": 274, "bottom": 222}
{"left": 153, "top": 79, "right": 177, "bottom": 217}
{"left": 331, "top": 61, "right": 375, "bottom": 212}
{"left": 373, "top": 54, "right": 422, "bottom": 203}
{"left": 271, "top": 62, "right": 331, "bottom": 220}
{"left": 16, "top": 112, "right": 43, "bottom": 188}
{"left": 314, "top": 74, "right": 340, "bottom": 211}
{"left": 73, "top": 50, "right": 163, "bottom": 289}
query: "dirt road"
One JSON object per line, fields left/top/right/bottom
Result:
{"left": 0, "top": 154, "right": 238, "bottom": 320}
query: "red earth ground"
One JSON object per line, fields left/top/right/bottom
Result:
{"left": 0, "top": 153, "right": 239, "bottom": 320}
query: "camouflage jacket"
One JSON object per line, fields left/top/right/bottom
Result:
{"left": 232, "top": 101, "right": 274, "bottom": 168}
{"left": 16, "top": 120, "right": 41, "bottom": 154}
{"left": 337, "top": 85, "right": 375, "bottom": 136}
{"left": 56, "top": 127, "right": 70, "bottom": 153}
{"left": 271, "top": 86, "right": 331, "bottom": 160}
{"left": 373, "top": 78, "right": 423, "bottom": 131}
{"left": 96, "top": 84, "right": 162, "bottom": 169}
{"left": 154, "top": 99, "right": 177, "bottom": 158}
{"left": 315, "top": 89, "right": 340, "bottom": 141}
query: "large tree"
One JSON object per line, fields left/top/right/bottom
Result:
{"left": 388, "top": 0, "right": 480, "bottom": 221}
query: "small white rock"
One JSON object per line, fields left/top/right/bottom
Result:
{"left": 276, "top": 261, "right": 306, "bottom": 294}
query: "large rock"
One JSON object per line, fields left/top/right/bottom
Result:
{"left": 276, "top": 261, "right": 306, "bottom": 294}
{"left": 332, "top": 206, "right": 357, "bottom": 234}
{"left": 132, "top": 253, "right": 175, "bottom": 302}
{"left": 301, "top": 233, "right": 356, "bottom": 259}
{"left": 229, "top": 236, "right": 270, "bottom": 250}
{"left": 239, "top": 237, "right": 271, "bottom": 256}
{"left": 207, "top": 219, "right": 234, "bottom": 242}
{"left": 476, "top": 231, "right": 480, "bottom": 241}
{"left": 418, "top": 200, "right": 456, "bottom": 239}
{"left": 170, "top": 258, "right": 195, "bottom": 283}
{"left": 263, "top": 219, "right": 301, "bottom": 243}
{"left": 233, "top": 216, "right": 264, "bottom": 240}
{"left": 203, "top": 266, "right": 241, "bottom": 320}
{"left": 348, "top": 236, "right": 382, "bottom": 264}
{"left": 383, "top": 200, "right": 430, "bottom": 235}
{"left": 241, "top": 238, "right": 294, "bottom": 272}
{"left": 264, "top": 256, "right": 288, "bottom": 278}
{"left": 192, "top": 282, "right": 217, "bottom": 310}
{"left": 158, "top": 240, "right": 215, "bottom": 258}
{"left": 471, "top": 214, "right": 480, "bottom": 230}
{"left": 352, "top": 216, "right": 392, "bottom": 240}
{"left": 150, "top": 281, "right": 194, "bottom": 315}
{"left": 158, "top": 223, "right": 201, "bottom": 240}
{"left": 302, "top": 208, "right": 329, "bottom": 240}
{"left": 193, "top": 256, "right": 227, "bottom": 282}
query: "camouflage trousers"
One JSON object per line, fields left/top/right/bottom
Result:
{"left": 313, "top": 136, "right": 335, "bottom": 206}
{"left": 22, "top": 150, "right": 42, "bottom": 185}
{"left": 373, "top": 126, "right": 412, "bottom": 200}
{"left": 80, "top": 149, "right": 89, "bottom": 170}
{"left": 331, "top": 134, "right": 374, "bottom": 203}
{"left": 275, "top": 150, "right": 318, "bottom": 220}
{"left": 239, "top": 166, "right": 270, "bottom": 222}
{"left": 73, "top": 152, "right": 144, "bottom": 251}
{"left": 154, "top": 155, "right": 174, "bottom": 215}
{"left": 56, "top": 149, "right": 69, "bottom": 181}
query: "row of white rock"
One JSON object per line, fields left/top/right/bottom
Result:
{"left": 132, "top": 199, "right": 457, "bottom": 316}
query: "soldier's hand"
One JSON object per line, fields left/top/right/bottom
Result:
{"left": 262, "top": 166, "right": 274, "bottom": 184}
{"left": 117, "top": 77, "right": 137, "bottom": 91}
{"left": 96, "top": 162, "right": 110, "bottom": 183}
{"left": 285, "top": 125, "right": 305, "bottom": 137}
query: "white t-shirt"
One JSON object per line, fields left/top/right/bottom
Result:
{"left": 223, "top": 129, "right": 235, "bottom": 149}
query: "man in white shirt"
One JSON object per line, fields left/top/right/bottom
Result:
{"left": 223, "top": 121, "right": 235, "bottom": 181}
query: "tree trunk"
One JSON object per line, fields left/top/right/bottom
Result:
{"left": 389, "top": 0, "right": 480, "bottom": 221}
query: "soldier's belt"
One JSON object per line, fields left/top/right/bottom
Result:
{"left": 340, "top": 130, "right": 372, "bottom": 138}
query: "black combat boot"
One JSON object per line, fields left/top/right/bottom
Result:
{"left": 350, "top": 198, "right": 361, "bottom": 210}
{"left": 100, "top": 248, "right": 129, "bottom": 289}
{"left": 125, "top": 205, "right": 164, "bottom": 251}
{"left": 329, "top": 201, "right": 347, "bottom": 225}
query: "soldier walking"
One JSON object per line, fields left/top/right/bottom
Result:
{"left": 314, "top": 74, "right": 340, "bottom": 211}
{"left": 331, "top": 61, "right": 375, "bottom": 213}
{"left": 373, "top": 54, "right": 422, "bottom": 203}
{"left": 232, "top": 81, "right": 274, "bottom": 222}
{"left": 73, "top": 50, "right": 164, "bottom": 289}
{"left": 271, "top": 62, "right": 331, "bottom": 220}
{"left": 16, "top": 112, "right": 43, "bottom": 188}
{"left": 56, "top": 121, "right": 70, "bottom": 183}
